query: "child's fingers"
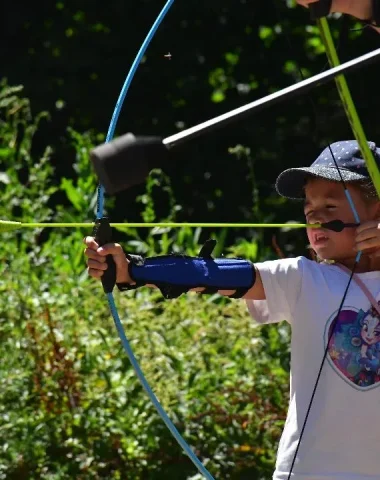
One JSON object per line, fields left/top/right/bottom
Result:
{"left": 356, "top": 236, "right": 380, "bottom": 252}
{"left": 87, "top": 257, "right": 110, "bottom": 279}
{"left": 96, "top": 243, "right": 125, "bottom": 259}
{"left": 83, "top": 236, "right": 125, "bottom": 261}
{"left": 88, "top": 267, "right": 104, "bottom": 278}
{"left": 355, "top": 221, "right": 380, "bottom": 251}
{"left": 355, "top": 223, "right": 380, "bottom": 248}
{"left": 355, "top": 225, "right": 380, "bottom": 244}
{"left": 355, "top": 221, "right": 380, "bottom": 235}
{"left": 83, "top": 236, "right": 99, "bottom": 250}
{"left": 84, "top": 247, "right": 106, "bottom": 263}
{"left": 355, "top": 229, "right": 377, "bottom": 243}
{"left": 87, "top": 258, "right": 108, "bottom": 271}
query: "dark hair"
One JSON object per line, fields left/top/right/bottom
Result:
{"left": 355, "top": 180, "right": 378, "bottom": 201}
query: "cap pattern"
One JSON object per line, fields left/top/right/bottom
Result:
{"left": 276, "top": 140, "right": 380, "bottom": 199}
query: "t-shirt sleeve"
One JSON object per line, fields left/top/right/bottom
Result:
{"left": 246, "top": 256, "right": 304, "bottom": 325}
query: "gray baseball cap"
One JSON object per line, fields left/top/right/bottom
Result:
{"left": 276, "top": 140, "right": 380, "bottom": 199}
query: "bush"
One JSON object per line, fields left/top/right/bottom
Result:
{"left": 0, "top": 81, "right": 290, "bottom": 479}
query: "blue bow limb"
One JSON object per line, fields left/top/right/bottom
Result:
{"left": 93, "top": 1, "right": 215, "bottom": 478}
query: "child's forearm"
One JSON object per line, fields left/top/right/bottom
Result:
{"left": 333, "top": 0, "right": 371, "bottom": 19}
{"left": 333, "top": 0, "right": 380, "bottom": 32}
{"left": 217, "top": 268, "right": 265, "bottom": 300}
{"left": 117, "top": 255, "right": 266, "bottom": 300}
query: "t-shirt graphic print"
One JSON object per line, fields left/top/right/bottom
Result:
{"left": 326, "top": 304, "right": 380, "bottom": 390}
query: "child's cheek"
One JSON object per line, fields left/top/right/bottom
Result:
{"left": 306, "top": 229, "right": 314, "bottom": 247}
{"left": 340, "top": 229, "right": 356, "bottom": 252}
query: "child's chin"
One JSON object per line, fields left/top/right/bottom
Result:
{"left": 314, "top": 248, "right": 335, "bottom": 261}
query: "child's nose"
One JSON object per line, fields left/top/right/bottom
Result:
{"left": 309, "top": 211, "right": 327, "bottom": 224}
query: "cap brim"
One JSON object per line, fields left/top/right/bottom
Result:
{"left": 275, "top": 166, "right": 367, "bottom": 199}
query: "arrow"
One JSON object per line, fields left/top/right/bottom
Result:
{"left": 0, "top": 219, "right": 358, "bottom": 233}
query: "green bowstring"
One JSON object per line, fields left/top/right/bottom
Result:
{"left": 0, "top": 219, "right": 320, "bottom": 233}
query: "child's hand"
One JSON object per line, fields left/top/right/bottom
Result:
{"left": 83, "top": 236, "right": 134, "bottom": 284}
{"left": 296, "top": 0, "right": 321, "bottom": 8}
{"left": 296, "top": 0, "right": 372, "bottom": 21}
{"left": 355, "top": 221, "right": 380, "bottom": 257}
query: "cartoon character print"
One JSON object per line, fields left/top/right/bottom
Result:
{"left": 327, "top": 302, "right": 380, "bottom": 389}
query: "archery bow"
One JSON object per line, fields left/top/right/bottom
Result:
{"left": 91, "top": 2, "right": 217, "bottom": 479}
{"left": 88, "top": 1, "right": 380, "bottom": 479}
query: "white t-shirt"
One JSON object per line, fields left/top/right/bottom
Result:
{"left": 246, "top": 257, "right": 380, "bottom": 480}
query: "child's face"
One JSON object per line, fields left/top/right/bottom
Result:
{"left": 304, "top": 177, "right": 380, "bottom": 261}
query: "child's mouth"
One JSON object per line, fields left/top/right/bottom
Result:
{"left": 313, "top": 232, "right": 329, "bottom": 245}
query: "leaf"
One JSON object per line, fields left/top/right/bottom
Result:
{"left": 60, "top": 178, "right": 84, "bottom": 211}
{"left": 211, "top": 89, "right": 225, "bottom": 103}
{"left": 225, "top": 52, "right": 239, "bottom": 66}
{"left": 0, "top": 172, "right": 10, "bottom": 184}
{"left": 0, "top": 149, "right": 11, "bottom": 158}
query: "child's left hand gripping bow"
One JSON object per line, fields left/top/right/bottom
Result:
{"left": 92, "top": 217, "right": 118, "bottom": 293}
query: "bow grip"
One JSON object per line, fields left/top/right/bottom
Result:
{"left": 92, "top": 217, "right": 117, "bottom": 293}
{"left": 309, "top": 0, "right": 332, "bottom": 20}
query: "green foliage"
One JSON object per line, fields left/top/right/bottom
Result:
{"left": 2, "top": 2, "right": 376, "bottom": 474}
{"left": 3, "top": 0, "right": 379, "bottom": 233}
{"left": 0, "top": 84, "right": 290, "bottom": 479}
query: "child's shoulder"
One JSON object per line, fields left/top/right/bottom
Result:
{"left": 258, "top": 255, "right": 339, "bottom": 278}
{"left": 258, "top": 255, "right": 318, "bottom": 270}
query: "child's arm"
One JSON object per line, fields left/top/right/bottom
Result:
{"left": 219, "top": 269, "right": 265, "bottom": 300}
{"left": 297, "top": 0, "right": 380, "bottom": 32}
{"left": 83, "top": 237, "right": 266, "bottom": 300}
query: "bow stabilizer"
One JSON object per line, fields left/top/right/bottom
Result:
{"left": 90, "top": 48, "right": 380, "bottom": 194}
{"left": 91, "top": 134, "right": 170, "bottom": 195}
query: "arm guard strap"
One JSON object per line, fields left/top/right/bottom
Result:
{"left": 117, "top": 240, "right": 256, "bottom": 299}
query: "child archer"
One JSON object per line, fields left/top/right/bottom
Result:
{"left": 85, "top": 139, "right": 380, "bottom": 479}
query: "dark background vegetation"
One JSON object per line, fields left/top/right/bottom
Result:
{"left": 1, "top": 1, "right": 380, "bottom": 479}
{"left": 2, "top": 0, "right": 380, "bottom": 235}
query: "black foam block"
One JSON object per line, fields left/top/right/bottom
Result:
{"left": 90, "top": 133, "right": 170, "bottom": 194}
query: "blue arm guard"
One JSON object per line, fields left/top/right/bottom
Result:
{"left": 117, "top": 239, "right": 256, "bottom": 299}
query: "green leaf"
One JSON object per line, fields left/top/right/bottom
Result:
{"left": 60, "top": 177, "right": 84, "bottom": 211}
{"left": 211, "top": 89, "right": 225, "bottom": 103}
